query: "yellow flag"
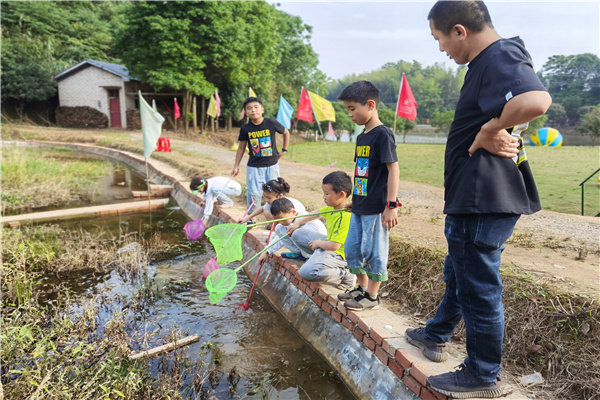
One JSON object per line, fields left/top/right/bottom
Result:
{"left": 207, "top": 94, "right": 218, "bottom": 118}
{"left": 308, "top": 91, "right": 336, "bottom": 122}
{"left": 249, "top": 87, "right": 257, "bottom": 97}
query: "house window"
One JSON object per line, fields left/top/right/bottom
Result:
{"left": 108, "top": 89, "right": 119, "bottom": 99}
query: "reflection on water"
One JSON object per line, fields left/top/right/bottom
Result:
{"left": 49, "top": 209, "right": 356, "bottom": 399}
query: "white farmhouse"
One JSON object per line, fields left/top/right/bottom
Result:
{"left": 54, "top": 59, "right": 137, "bottom": 128}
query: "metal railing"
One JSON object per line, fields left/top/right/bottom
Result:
{"left": 579, "top": 167, "right": 600, "bottom": 216}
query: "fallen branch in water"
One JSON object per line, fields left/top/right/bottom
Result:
{"left": 128, "top": 334, "right": 200, "bottom": 361}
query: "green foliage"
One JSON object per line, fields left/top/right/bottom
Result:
{"left": 0, "top": 53, "right": 56, "bottom": 114}
{"left": 114, "top": 1, "right": 324, "bottom": 118}
{"left": 326, "top": 60, "right": 463, "bottom": 123}
{"left": 527, "top": 114, "right": 548, "bottom": 133}
{"left": 1, "top": 146, "right": 113, "bottom": 213}
{"left": 431, "top": 110, "right": 455, "bottom": 135}
{"left": 539, "top": 54, "right": 600, "bottom": 120}
{"left": 576, "top": 105, "right": 600, "bottom": 146}
{"left": 0, "top": 1, "right": 119, "bottom": 112}
{"left": 547, "top": 103, "right": 568, "bottom": 125}
{"left": 332, "top": 101, "right": 354, "bottom": 133}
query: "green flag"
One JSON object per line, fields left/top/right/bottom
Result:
{"left": 139, "top": 91, "right": 165, "bottom": 159}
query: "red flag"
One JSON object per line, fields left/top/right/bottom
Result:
{"left": 296, "top": 87, "right": 313, "bottom": 123}
{"left": 396, "top": 73, "right": 417, "bottom": 121}
{"left": 174, "top": 98, "right": 181, "bottom": 119}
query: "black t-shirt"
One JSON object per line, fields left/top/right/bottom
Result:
{"left": 352, "top": 125, "right": 398, "bottom": 215}
{"left": 444, "top": 37, "right": 546, "bottom": 215}
{"left": 238, "top": 118, "right": 286, "bottom": 168}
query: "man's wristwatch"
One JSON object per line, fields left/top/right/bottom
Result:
{"left": 386, "top": 200, "right": 402, "bottom": 209}
{"left": 281, "top": 148, "right": 287, "bottom": 152}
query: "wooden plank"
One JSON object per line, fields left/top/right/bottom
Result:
{"left": 1, "top": 198, "right": 169, "bottom": 226}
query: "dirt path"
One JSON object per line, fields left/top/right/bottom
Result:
{"left": 6, "top": 125, "right": 599, "bottom": 299}
{"left": 161, "top": 135, "right": 599, "bottom": 300}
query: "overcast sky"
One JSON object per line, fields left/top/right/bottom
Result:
{"left": 272, "top": 1, "right": 600, "bottom": 80}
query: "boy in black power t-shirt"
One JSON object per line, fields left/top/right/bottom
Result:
{"left": 232, "top": 97, "right": 290, "bottom": 214}
{"left": 405, "top": 2, "right": 552, "bottom": 399}
{"left": 336, "top": 81, "right": 400, "bottom": 311}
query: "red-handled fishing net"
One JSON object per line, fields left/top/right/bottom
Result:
{"left": 204, "top": 223, "right": 247, "bottom": 265}
{"left": 202, "top": 201, "right": 254, "bottom": 279}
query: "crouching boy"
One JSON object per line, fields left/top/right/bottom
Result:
{"left": 287, "top": 171, "right": 354, "bottom": 289}
{"left": 258, "top": 197, "right": 327, "bottom": 262}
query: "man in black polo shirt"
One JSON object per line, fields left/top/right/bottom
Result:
{"left": 405, "top": 1, "right": 552, "bottom": 398}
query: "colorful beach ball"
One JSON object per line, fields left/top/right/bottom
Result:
{"left": 529, "top": 128, "right": 563, "bottom": 147}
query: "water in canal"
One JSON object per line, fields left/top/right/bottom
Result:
{"left": 49, "top": 206, "right": 356, "bottom": 399}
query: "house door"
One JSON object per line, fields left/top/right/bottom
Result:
{"left": 108, "top": 89, "right": 121, "bottom": 127}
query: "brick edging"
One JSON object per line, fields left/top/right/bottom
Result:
{"left": 212, "top": 207, "right": 448, "bottom": 400}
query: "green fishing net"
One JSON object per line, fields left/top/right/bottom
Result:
{"left": 204, "top": 223, "right": 247, "bottom": 265}
{"left": 205, "top": 268, "right": 238, "bottom": 304}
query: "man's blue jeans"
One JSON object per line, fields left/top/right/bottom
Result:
{"left": 424, "top": 213, "right": 520, "bottom": 383}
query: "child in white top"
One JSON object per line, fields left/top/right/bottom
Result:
{"left": 190, "top": 176, "right": 242, "bottom": 221}
{"left": 237, "top": 177, "right": 306, "bottom": 225}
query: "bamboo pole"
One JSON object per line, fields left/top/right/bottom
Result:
{"left": 128, "top": 334, "right": 200, "bottom": 361}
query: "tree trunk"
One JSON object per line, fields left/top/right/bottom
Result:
{"left": 183, "top": 91, "right": 192, "bottom": 135}
{"left": 226, "top": 115, "right": 232, "bottom": 131}
{"left": 17, "top": 101, "right": 25, "bottom": 120}
{"left": 192, "top": 96, "right": 197, "bottom": 133}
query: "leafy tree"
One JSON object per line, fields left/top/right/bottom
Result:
{"left": 270, "top": 9, "right": 326, "bottom": 114}
{"left": 332, "top": 102, "right": 353, "bottom": 134}
{"left": 1, "top": 51, "right": 56, "bottom": 118}
{"left": 114, "top": 1, "right": 323, "bottom": 133}
{"left": 576, "top": 105, "right": 600, "bottom": 146}
{"left": 325, "top": 60, "right": 463, "bottom": 123}
{"left": 431, "top": 110, "right": 454, "bottom": 135}
{"left": 0, "top": 1, "right": 119, "bottom": 117}
{"left": 527, "top": 114, "right": 548, "bottom": 133}
{"left": 546, "top": 103, "right": 567, "bottom": 125}
{"left": 539, "top": 54, "right": 600, "bottom": 121}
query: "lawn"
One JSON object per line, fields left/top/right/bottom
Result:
{"left": 287, "top": 141, "right": 599, "bottom": 216}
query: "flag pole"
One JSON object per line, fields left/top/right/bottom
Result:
{"left": 307, "top": 91, "right": 333, "bottom": 166}
{"left": 145, "top": 157, "right": 152, "bottom": 225}
{"left": 394, "top": 72, "right": 404, "bottom": 134}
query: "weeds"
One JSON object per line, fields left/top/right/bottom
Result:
{"left": 0, "top": 224, "right": 217, "bottom": 399}
{"left": 385, "top": 237, "right": 600, "bottom": 400}
{"left": 508, "top": 228, "right": 537, "bottom": 248}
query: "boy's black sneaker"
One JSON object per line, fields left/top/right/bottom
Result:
{"left": 405, "top": 327, "right": 448, "bottom": 362}
{"left": 427, "top": 363, "right": 503, "bottom": 399}
{"left": 337, "top": 285, "right": 363, "bottom": 301}
{"left": 344, "top": 293, "right": 380, "bottom": 311}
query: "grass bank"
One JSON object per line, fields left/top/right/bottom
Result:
{"left": 385, "top": 237, "right": 600, "bottom": 400}
{"left": 1, "top": 224, "right": 219, "bottom": 400}
{"left": 287, "top": 141, "right": 599, "bottom": 216}
{"left": 1, "top": 145, "right": 114, "bottom": 214}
